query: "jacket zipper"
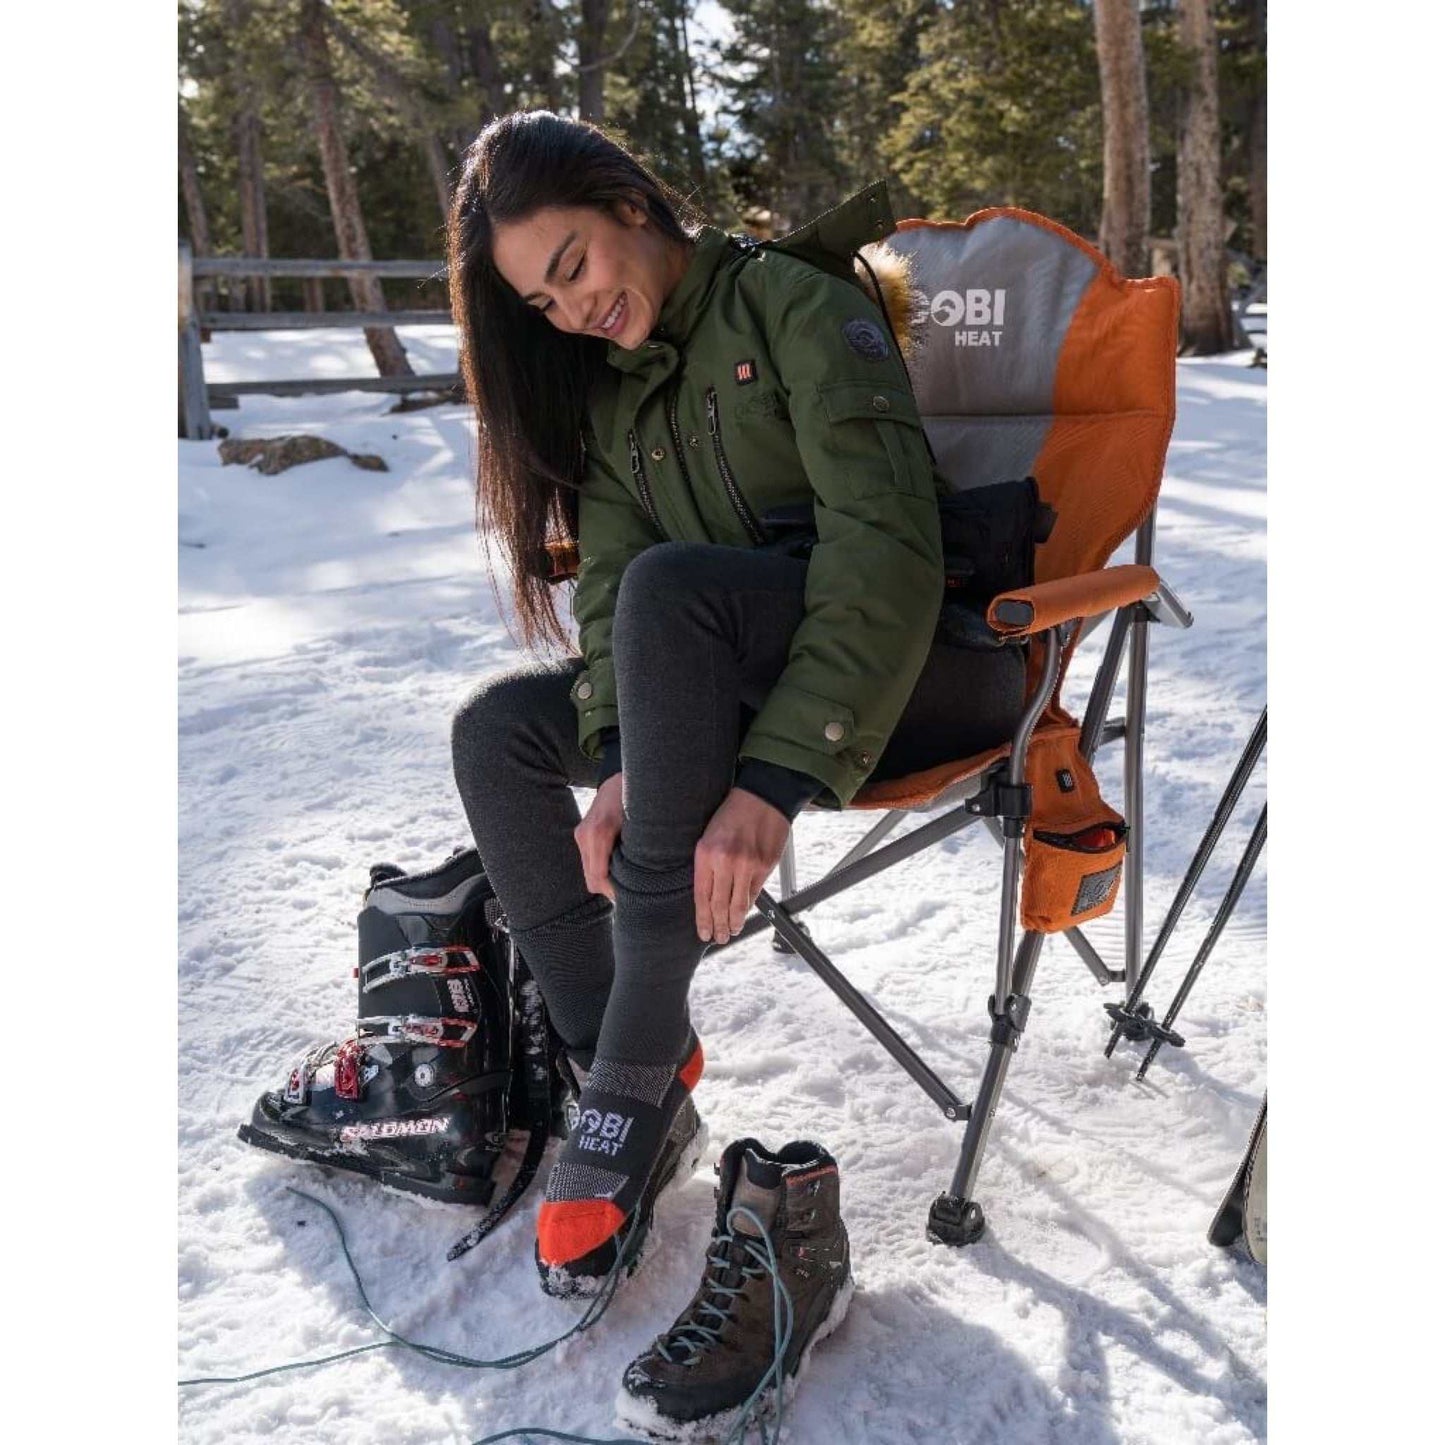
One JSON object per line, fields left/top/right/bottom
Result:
{"left": 627, "top": 430, "right": 666, "bottom": 537}
{"left": 706, "top": 386, "right": 767, "bottom": 545}
{"left": 667, "top": 381, "right": 696, "bottom": 502}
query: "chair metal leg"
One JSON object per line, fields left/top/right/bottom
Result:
{"left": 1122, "top": 514, "right": 1157, "bottom": 997}
{"left": 927, "top": 930, "right": 1046, "bottom": 1246}
{"left": 778, "top": 832, "right": 797, "bottom": 900}
{"left": 927, "top": 628, "right": 1062, "bottom": 1246}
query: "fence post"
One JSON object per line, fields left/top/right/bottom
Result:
{"left": 178, "top": 240, "right": 214, "bottom": 441}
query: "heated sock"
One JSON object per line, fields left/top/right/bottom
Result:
{"left": 537, "top": 1033, "right": 705, "bottom": 1269}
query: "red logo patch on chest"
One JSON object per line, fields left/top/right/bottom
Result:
{"left": 734, "top": 359, "right": 757, "bottom": 385}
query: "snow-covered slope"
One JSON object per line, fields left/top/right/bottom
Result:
{"left": 179, "top": 329, "right": 1266, "bottom": 1444}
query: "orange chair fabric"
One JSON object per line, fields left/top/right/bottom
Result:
{"left": 987, "top": 564, "right": 1160, "bottom": 638}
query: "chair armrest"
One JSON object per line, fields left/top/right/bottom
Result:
{"left": 986, "top": 564, "right": 1161, "bottom": 638}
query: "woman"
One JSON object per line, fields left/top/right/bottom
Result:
{"left": 448, "top": 111, "right": 1024, "bottom": 1318}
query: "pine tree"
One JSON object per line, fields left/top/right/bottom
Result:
{"left": 883, "top": 0, "right": 1102, "bottom": 230}
{"left": 715, "top": 0, "right": 849, "bottom": 233}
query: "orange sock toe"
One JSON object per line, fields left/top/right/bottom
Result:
{"left": 678, "top": 1040, "right": 704, "bottom": 1092}
{"left": 536, "top": 1198, "right": 629, "bottom": 1267}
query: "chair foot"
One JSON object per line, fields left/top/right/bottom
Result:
{"left": 926, "top": 1193, "right": 986, "bottom": 1247}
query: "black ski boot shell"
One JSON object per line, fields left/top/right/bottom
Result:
{"left": 238, "top": 848, "right": 516, "bottom": 1204}
{"left": 614, "top": 1138, "right": 854, "bottom": 1441}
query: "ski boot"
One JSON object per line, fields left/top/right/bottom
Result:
{"left": 239, "top": 847, "right": 523, "bottom": 1205}
{"left": 614, "top": 1138, "right": 854, "bottom": 1441}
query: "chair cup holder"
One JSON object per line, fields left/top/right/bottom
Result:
{"left": 1021, "top": 817, "right": 1128, "bottom": 932}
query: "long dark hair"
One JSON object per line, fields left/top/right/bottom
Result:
{"left": 447, "top": 110, "right": 704, "bottom": 654}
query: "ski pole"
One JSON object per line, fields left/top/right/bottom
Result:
{"left": 1136, "top": 803, "right": 1267, "bottom": 1080}
{"left": 1106, "top": 707, "right": 1266, "bottom": 1056}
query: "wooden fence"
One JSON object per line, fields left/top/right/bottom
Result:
{"left": 178, "top": 241, "right": 459, "bottom": 440}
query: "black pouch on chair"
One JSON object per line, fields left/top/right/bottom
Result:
{"left": 938, "top": 477, "right": 1056, "bottom": 607}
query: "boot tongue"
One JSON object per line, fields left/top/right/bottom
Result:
{"left": 725, "top": 1145, "right": 786, "bottom": 1238}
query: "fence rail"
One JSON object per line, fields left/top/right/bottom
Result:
{"left": 178, "top": 242, "right": 458, "bottom": 440}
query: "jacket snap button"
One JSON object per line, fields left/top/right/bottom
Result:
{"left": 650, "top": 446, "right": 666, "bottom": 461}
{"left": 688, "top": 435, "right": 700, "bottom": 447}
{"left": 575, "top": 680, "right": 594, "bottom": 700}
{"left": 824, "top": 721, "right": 845, "bottom": 742}
{"left": 859, "top": 751, "right": 873, "bottom": 766}
{"left": 871, "top": 395, "right": 891, "bottom": 412}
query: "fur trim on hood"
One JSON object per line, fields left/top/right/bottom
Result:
{"left": 853, "top": 242, "right": 923, "bottom": 360}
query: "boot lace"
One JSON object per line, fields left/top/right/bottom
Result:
{"left": 655, "top": 1211, "right": 793, "bottom": 1367}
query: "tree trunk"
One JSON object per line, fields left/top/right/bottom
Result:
{"left": 524, "top": 0, "right": 563, "bottom": 111}
{"left": 178, "top": 106, "right": 212, "bottom": 258}
{"left": 468, "top": 24, "right": 509, "bottom": 124}
{"left": 1177, "top": 0, "right": 1234, "bottom": 354}
{"left": 235, "top": 109, "right": 272, "bottom": 312}
{"left": 324, "top": 9, "right": 452, "bottom": 221}
{"left": 178, "top": 106, "right": 216, "bottom": 325}
{"left": 1248, "top": 0, "right": 1267, "bottom": 259}
{"left": 673, "top": 1, "right": 709, "bottom": 206}
{"left": 577, "top": 0, "right": 609, "bottom": 123}
{"left": 225, "top": 0, "right": 271, "bottom": 313}
{"left": 1094, "top": 0, "right": 1150, "bottom": 277}
{"left": 302, "top": 276, "right": 326, "bottom": 313}
{"left": 299, "top": 0, "right": 413, "bottom": 377}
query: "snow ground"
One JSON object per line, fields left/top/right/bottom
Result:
{"left": 179, "top": 326, "right": 1266, "bottom": 1444}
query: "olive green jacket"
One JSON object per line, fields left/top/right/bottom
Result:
{"left": 568, "top": 189, "right": 944, "bottom": 810}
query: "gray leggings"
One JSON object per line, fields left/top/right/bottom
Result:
{"left": 451, "top": 541, "right": 1023, "bottom": 1068}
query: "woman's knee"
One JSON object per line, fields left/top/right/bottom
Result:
{"left": 615, "top": 541, "right": 712, "bottom": 615}
{"left": 451, "top": 666, "right": 557, "bottom": 771}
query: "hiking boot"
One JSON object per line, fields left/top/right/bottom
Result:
{"left": 536, "top": 1089, "right": 710, "bottom": 1300}
{"left": 613, "top": 1138, "right": 854, "bottom": 1441}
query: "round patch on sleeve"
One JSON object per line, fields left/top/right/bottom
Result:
{"left": 842, "top": 317, "right": 890, "bottom": 361}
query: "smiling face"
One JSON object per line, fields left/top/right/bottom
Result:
{"left": 490, "top": 200, "right": 693, "bottom": 350}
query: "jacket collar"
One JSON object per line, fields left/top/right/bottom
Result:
{"left": 606, "top": 225, "right": 734, "bottom": 373}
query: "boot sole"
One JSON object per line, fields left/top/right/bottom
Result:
{"left": 538, "top": 1115, "right": 711, "bottom": 1301}
{"left": 611, "top": 1269, "right": 856, "bottom": 1443}
{"left": 237, "top": 1121, "right": 499, "bottom": 1207}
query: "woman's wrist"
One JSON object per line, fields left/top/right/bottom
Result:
{"left": 733, "top": 757, "right": 824, "bottom": 821}
{"left": 596, "top": 726, "right": 623, "bottom": 784}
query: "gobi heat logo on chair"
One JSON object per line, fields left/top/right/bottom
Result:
{"left": 930, "top": 288, "right": 1008, "bottom": 348}
{"left": 576, "top": 1107, "right": 635, "bottom": 1156}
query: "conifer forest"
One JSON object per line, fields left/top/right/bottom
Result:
{"left": 179, "top": 1, "right": 1266, "bottom": 354}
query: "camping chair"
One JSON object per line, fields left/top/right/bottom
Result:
{"left": 549, "top": 208, "right": 1189, "bottom": 1245}
{"left": 739, "top": 207, "right": 1187, "bottom": 1246}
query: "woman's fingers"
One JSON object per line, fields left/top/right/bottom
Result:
{"left": 728, "top": 866, "right": 755, "bottom": 937}
{"left": 694, "top": 788, "right": 792, "bottom": 944}
{"left": 573, "top": 798, "right": 620, "bottom": 901}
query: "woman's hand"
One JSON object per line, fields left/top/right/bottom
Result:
{"left": 575, "top": 772, "right": 625, "bottom": 901}
{"left": 695, "top": 787, "right": 792, "bottom": 944}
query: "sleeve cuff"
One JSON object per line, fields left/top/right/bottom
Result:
{"left": 734, "top": 757, "right": 824, "bottom": 822}
{"left": 597, "top": 727, "right": 622, "bottom": 784}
